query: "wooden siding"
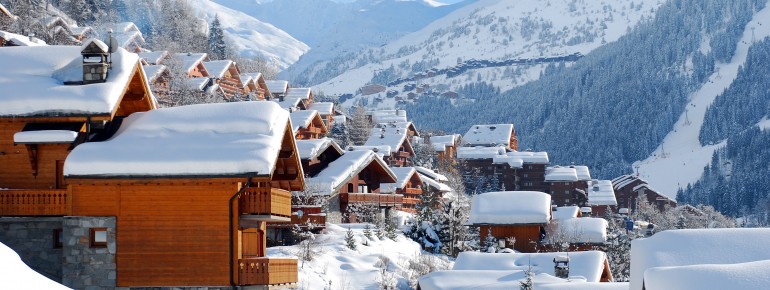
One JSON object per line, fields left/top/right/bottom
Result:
{"left": 0, "top": 120, "right": 73, "bottom": 189}
{"left": 480, "top": 225, "right": 543, "bottom": 253}
{"left": 239, "top": 187, "right": 292, "bottom": 218}
{"left": 238, "top": 257, "right": 298, "bottom": 286}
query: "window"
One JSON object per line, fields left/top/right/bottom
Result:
{"left": 53, "top": 229, "right": 63, "bottom": 248}
{"left": 90, "top": 228, "right": 107, "bottom": 248}
{"left": 523, "top": 173, "right": 528, "bottom": 178}
{"left": 347, "top": 183, "right": 354, "bottom": 192}
{"left": 358, "top": 185, "right": 369, "bottom": 193}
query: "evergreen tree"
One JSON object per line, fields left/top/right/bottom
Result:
{"left": 208, "top": 15, "right": 227, "bottom": 60}
{"left": 345, "top": 227, "right": 357, "bottom": 250}
{"left": 363, "top": 223, "right": 372, "bottom": 239}
{"left": 348, "top": 104, "right": 373, "bottom": 146}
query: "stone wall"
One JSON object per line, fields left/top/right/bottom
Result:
{"left": 62, "top": 216, "right": 116, "bottom": 290}
{"left": 0, "top": 217, "right": 64, "bottom": 281}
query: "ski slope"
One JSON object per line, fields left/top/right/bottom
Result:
{"left": 635, "top": 0, "right": 770, "bottom": 197}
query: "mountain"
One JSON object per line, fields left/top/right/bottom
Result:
{"left": 187, "top": 0, "right": 309, "bottom": 69}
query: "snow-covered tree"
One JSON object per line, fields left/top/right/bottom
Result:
{"left": 348, "top": 104, "right": 372, "bottom": 146}
{"left": 345, "top": 227, "right": 356, "bottom": 250}
{"left": 207, "top": 15, "right": 227, "bottom": 60}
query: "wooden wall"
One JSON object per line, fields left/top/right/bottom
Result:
{"left": 480, "top": 225, "right": 543, "bottom": 253}
{"left": 0, "top": 120, "right": 72, "bottom": 189}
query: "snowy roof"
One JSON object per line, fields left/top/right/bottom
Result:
{"left": 0, "top": 242, "right": 70, "bottom": 290}
{"left": 187, "top": 77, "right": 211, "bottom": 91}
{"left": 64, "top": 101, "right": 290, "bottom": 178}
{"left": 111, "top": 22, "right": 140, "bottom": 33}
{"left": 364, "top": 127, "right": 409, "bottom": 154}
{"left": 538, "top": 283, "right": 629, "bottom": 290}
{"left": 549, "top": 217, "right": 608, "bottom": 244}
{"left": 508, "top": 151, "right": 550, "bottom": 164}
{"left": 305, "top": 150, "right": 395, "bottom": 194}
{"left": 14, "top": 130, "right": 78, "bottom": 144}
{"left": 419, "top": 270, "right": 580, "bottom": 290}
{"left": 587, "top": 180, "right": 617, "bottom": 206}
{"left": 203, "top": 60, "right": 235, "bottom": 78}
{"left": 419, "top": 173, "right": 451, "bottom": 192}
{"left": 462, "top": 124, "right": 514, "bottom": 147}
{"left": 468, "top": 191, "right": 551, "bottom": 225}
{"left": 630, "top": 228, "right": 770, "bottom": 290}
{"left": 69, "top": 26, "right": 93, "bottom": 36}
{"left": 347, "top": 145, "right": 391, "bottom": 158}
{"left": 295, "top": 138, "right": 342, "bottom": 160}
{"left": 552, "top": 206, "right": 581, "bottom": 220}
{"left": 370, "top": 110, "right": 408, "bottom": 124}
{"left": 382, "top": 167, "right": 418, "bottom": 193}
{"left": 429, "top": 134, "right": 459, "bottom": 152}
{"left": 310, "top": 102, "right": 334, "bottom": 116}
{"left": 275, "top": 97, "right": 302, "bottom": 111}
{"left": 0, "top": 30, "right": 47, "bottom": 46}
{"left": 643, "top": 259, "right": 770, "bottom": 290}
{"left": 414, "top": 166, "right": 448, "bottom": 182}
{"left": 545, "top": 166, "right": 579, "bottom": 182}
{"left": 290, "top": 110, "right": 321, "bottom": 133}
{"left": 142, "top": 65, "right": 166, "bottom": 83}
{"left": 492, "top": 155, "right": 524, "bottom": 168}
{"left": 174, "top": 52, "right": 208, "bottom": 74}
{"left": 573, "top": 166, "right": 591, "bottom": 180}
{"left": 286, "top": 88, "right": 311, "bottom": 100}
{"left": 612, "top": 174, "right": 646, "bottom": 190}
{"left": 239, "top": 75, "right": 254, "bottom": 87}
{"left": 0, "top": 44, "right": 147, "bottom": 117}
{"left": 456, "top": 146, "right": 507, "bottom": 159}
{"left": 138, "top": 51, "right": 167, "bottom": 65}
{"left": 266, "top": 80, "right": 288, "bottom": 95}
{"left": 453, "top": 251, "right": 609, "bottom": 282}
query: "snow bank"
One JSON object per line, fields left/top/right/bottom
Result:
{"left": 419, "top": 173, "right": 452, "bottom": 192}
{"left": 453, "top": 251, "right": 608, "bottom": 282}
{"left": 468, "top": 191, "right": 551, "bottom": 225}
{"left": 419, "top": 270, "right": 577, "bottom": 290}
{"left": 462, "top": 124, "right": 514, "bottom": 147}
{"left": 0, "top": 242, "right": 70, "bottom": 290}
{"left": 64, "top": 101, "right": 289, "bottom": 177}
{"left": 644, "top": 259, "right": 770, "bottom": 290}
{"left": 630, "top": 228, "right": 770, "bottom": 290}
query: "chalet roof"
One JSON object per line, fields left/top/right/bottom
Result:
{"left": 364, "top": 127, "right": 410, "bottom": 154}
{"left": 305, "top": 150, "right": 396, "bottom": 194}
{"left": 239, "top": 75, "right": 254, "bottom": 88}
{"left": 370, "top": 110, "right": 407, "bottom": 123}
{"left": 187, "top": 77, "right": 211, "bottom": 91}
{"left": 462, "top": 124, "right": 514, "bottom": 147}
{"left": 419, "top": 173, "right": 451, "bottom": 192}
{"left": 138, "top": 51, "right": 168, "bottom": 65}
{"left": 452, "top": 251, "right": 609, "bottom": 282}
{"left": 630, "top": 228, "right": 770, "bottom": 290}
{"left": 309, "top": 102, "right": 334, "bottom": 116}
{"left": 174, "top": 52, "right": 208, "bottom": 74}
{"left": 573, "top": 166, "right": 591, "bottom": 180}
{"left": 507, "top": 151, "right": 550, "bottom": 164}
{"left": 612, "top": 174, "right": 646, "bottom": 190}
{"left": 0, "top": 30, "right": 47, "bottom": 46}
{"left": 468, "top": 191, "right": 551, "bottom": 225}
{"left": 457, "top": 146, "right": 507, "bottom": 159}
{"left": 105, "top": 22, "right": 145, "bottom": 49}
{"left": 587, "top": 180, "right": 617, "bottom": 206}
{"left": 275, "top": 97, "right": 302, "bottom": 111}
{"left": 142, "top": 65, "right": 166, "bottom": 83}
{"left": 381, "top": 167, "right": 419, "bottom": 193}
{"left": 0, "top": 43, "right": 148, "bottom": 117}
{"left": 286, "top": 88, "right": 312, "bottom": 100}
{"left": 347, "top": 145, "right": 390, "bottom": 159}
{"left": 69, "top": 26, "right": 93, "bottom": 37}
{"left": 414, "top": 166, "right": 448, "bottom": 182}
{"left": 289, "top": 110, "right": 321, "bottom": 133}
{"left": 643, "top": 260, "right": 770, "bottom": 290}
{"left": 549, "top": 209, "right": 608, "bottom": 244}
{"left": 64, "top": 101, "right": 290, "bottom": 178}
{"left": 43, "top": 16, "right": 69, "bottom": 30}
{"left": 295, "top": 138, "right": 342, "bottom": 161}
{"left": 545, "top": 166, "right": 579, "bottom": 182}
{"left": 429, "top": 134, "right": 459, "bottom": 152}
{"left": 266, "top": 80, "right": 288, "bottom": 95}
{"left": 203, "top": 60, "right": 235, "bottom": 78}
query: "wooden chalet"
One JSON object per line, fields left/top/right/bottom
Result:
{"left": 138, "top": 50, "right": 169, "bottom": 66}
{"left": 142, "top": 65, "right": 170, "bottom": 103}
{"left": 362, "top": 124, "right": 415, "bottom": 167}
{"left": 544, "top": 165, "right": 591, "bottom": 207}
{"left": 203, "top": 60, "right": 244, "bottom": 99}
{"left": 43, "top": 16, "right": 78, "bottom": 45}
{"left": 612, "top": 175, "right": 676, "bottom": 213}
{"left": 61, "top": 102, "right": 302, "bottom": 287}
{"left": 469, "top": 191, "right": 552, "bottom": 253}
{"left": 69, "top": 26, "right": 95, "bottom": 42}
{"left": 457, "top": 147, "right": 550, "bottom": 192}
{"left": 104, "top": 22, "right": 145, "bottom": 53}
{"left": 174, "top": 52, "right": 210, "bottom": 78}
{"left": 265, "top": 80, "right": 289, "bottom": 101}
{"left": 240, "top": 73, "right": 270, "bottom": 100}
{"left": 429, "top": 134, "right": 460, "bottom": 166}
{"left": 285, "top": 88, "right": 313, "bottom": 109}
{"left": 290, "top": 110, "right": 328, "bottom": 140}
{"left": 543, "top": 206, "right": 608, "bottom": 252}
{"left": 305, "top": 150, "right": 400, "bottom": 223}
{"left": 309, "top": 102, "right": 335, "bottom": 131}
{"left": 382, "top": 167, "right": 424, "bottom": 214}
{"left": 462, "top": 124, "right": 518, "bottom": 150}
{"left": 0, "top": 30, "right": 46, "bottom": 47}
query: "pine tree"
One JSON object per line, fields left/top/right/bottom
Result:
{"left": 345, "top": 227, "right": 357, "bottom": 250}
{"left": 520, "top": 265, "right": 534, "bottom": 290}
{"left": 483, "top": 228, "right": 497, "bottom": 253}
{"left": 363, "top": 223, "right": 372, "bottom": 239}
{"left": 208, "top": 15, "right": 227, "bottom": 60}
{"left": 348, "top": 104, "right": 373, "bottom": 146}
{"left": 375, "top": 220, "right": 385, "bottom": 240}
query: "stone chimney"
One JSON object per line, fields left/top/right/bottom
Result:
{"left": 81, "top": 39, "right": 110, "bottom": 84}
{"left": 554, "top": 256, "right": 569, "bottom": 279}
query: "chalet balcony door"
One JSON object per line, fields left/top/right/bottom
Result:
{"left": 241, "top": 228, "right": 265, "bottom": 258}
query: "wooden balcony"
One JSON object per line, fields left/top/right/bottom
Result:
{"left": 347, "top": 193, "right": 403, "bottom": 207}
{"left": 0, "top": 189, "right": 70, "bottom": 216}
{"left": 238, "top": 257, "right": 298, "bottom": 286}
{"left": 404, "top": 188, "right": 422, "bottom": 195}
{"left": 240, "top": 187, "right": 291, "bottom": 221}
{"left": 397, "top": 151, "right": 412, "bottom": 158}
{"left": 268, "top": 214, "right": 326, "bottom": 230}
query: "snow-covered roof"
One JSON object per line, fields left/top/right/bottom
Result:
{"left": 643, "top": 259, "right": 770, "bottom": 290}
{"left": 549, "top": 216, "right": 608, "bottom": 244}
{"left": 14, "top": 130, "right": 78, "bottom": 144}
{"left": 587, "top": 180, "right": 617, "bottom": 206}
{"left": 545, "top": 166, "right": 579, "bottom": 182}
{"left": 187, "top": 77, "right": 211, "bottom": 91}
{"left": 552, "top": 206, "right": 581, "bottom": 220}
{"left": 492, "top": 155, "right": 524, "bottom": 168}
{"left": 286, "top": 88, "right": 311, "bottom": 100}
{"left": 0, "top": 242, "right": 70, "bottom": 290}
{"left": 414, "top": 166, "right": 448, "bottom": 182}
{"left": 64, "top": 101, "right": 290, "bottom": 178}
{"left": 462, "top": 124, "right": 514, "bottom": 147}
{"left": 295, "top": 138, "right": 342, "bottom": 161}
{"left": 573, "top": 166, "right": 591, "bottom": 180}
{"left": 290, "top": 110, "right": 321, "bottom": 133}
{"left": 142, "top": 65, "right": 166, "bottom": 83}
{"left": 630, "top": 228, "right": 770, "bottom": 290}
{"left": 305, "top": 150, "right": 395, "bottom": 194}
{"left": 508, "top": 151, "right": 550, "bottom": 164}
{"left": 370, "top": 110, "right": 407, "bottom": 123}
{"left": 429, "top": 134, "right": 459, "bottom": 152}
{"left": 239, "top": 75, "right": 254, "bottom": 87}
{"left": 468, "top": 191, "right": 551, "bottom": 225}
{"left": 275, "top": 97, "right": 302, "bottom": 111}
{"left": 347, "top": 145, "right": 391, "bottom": 158}
{"left": 138, "top": 51, "right": 167, "bottom": 65}
{"left": 0, "top": 30, "right": 47, "bottom": 46}
{"left": 174, "top": 52, "right": 208, "bottom": 74}
{"left": 382, "top": 167, "right": 418, "bottom": 193}
{"left": 453, "top": 251, "right": 609, "bottom": 282}
{"left": 203, "top": 60, "right": 234, "bottom": 78}
{"left": 364, "top": 127, "right": 409, "bottom": 154}
{"left": 419, "top": 173, "right": 451, "bottom": 192}
{"left": 538, "top": 283, "right": 629, "bottom": 290}
{"left": 0, "top": 44, "right": 146, "bottom": 117}
{"left": 457, "top": 146, "right": 507, "bottom": 159}
{"left": 266, "top": 80, "right": 288, "bottom": 95}
{"left": 419, "top": 270, "right": 580, "bottom": 290}
{"left": 69, "top": 26, "right": 93, "bottom": 36}
{"left": 612, "top": 174, "right": 646, "bottom": 190}
{"left": 310, "top": 102, "right": 334, "bottom": 116}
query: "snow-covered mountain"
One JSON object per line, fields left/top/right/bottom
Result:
{"left": 187, "top": 0, "right": 309, "bottom": 69}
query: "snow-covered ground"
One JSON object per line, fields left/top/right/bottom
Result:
{"left": 267, "top": 223, "right": 448, "bottom": 290}
{"left": 0, "top": 242, "right": 70, "bottom": 290}
{"left": 635, "top": 1, "right": 770, "bottom": 197}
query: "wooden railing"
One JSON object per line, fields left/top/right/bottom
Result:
{"left": 398, "top": 151, "right": 412, "bottom": 158}
{"left": 238, "top": 257, "right": 298, "bottom": 286}
{"left": 268, "top": 214, "right": 326, "bottom": 230}
{"left": 240, "top": 187, "right": 292, "bottom": 218}
{"left": 0, "top": 189, "right": 70, "bottom": 216}
{"left": 347, "top": 193, "right": 403, "bottom": 207}
{"left": 404, "top": 188, "right": 422, "bottom": 195}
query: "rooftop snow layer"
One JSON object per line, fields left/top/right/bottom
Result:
{"left": 453, "top": 251, "right": 608, "bottom": 282}
{"left": 643, "top": 260, "right": 770, "bottom": 290}
{"left": 142, "top": 65, "right": 166, "bottom": 82}
{"left": 573, "top": 166, "right": 591, "bottom": 180}
{"left": 468, "top": 191, "right": 551, "bottom": 225}
{"left": 587, "top": 180, "right": 617, "bottom": 206}
{"left": 310, "top": 102, "right": 334, "bottom": 115}
{"left": 462, "top": 124, "right": 514, "bottom": 147}
{"left": 419, "top": 173, "right": 451, "bottom": 192}
{"left": 138, "top": 51, "right": 167, "bottom": 65}
{"left": 545, "top": 166, "right": 579, "bottom": 182}
{"left": 364, "top": 127, "right": 409, "bottom": 154}
{"left": 414, "top": 166, "right": 448, "bottom": 182}
{"left": 538, "top": 282, "right": 630, "bottom": 290}
{"left": 456, "top": 146, "right": 507, "bottom": 159}
{"left": 286, "top": 88, "right": 311, "bottom": 99}
{"left": 429, "top": 134, "right": 458, "bottom": 151}
{"left": 64, "top": 101, "right": 289, "bottom": 177}
{"left": 419, "top": 270, "right": 578, "bottom": 290}
{"left": 507, "top": 151, "right": 550, "bottom": 164}
{"left": 630, "top": 228, "right": 770, "bottom": 290}
{"left": 0, "top": 30, "right": 47, "bottom": 46}
{"left": 305, "top": 150, "right": 395, "bottom": 194}
{"left": 174, "top": 52, "right": 208, "bottom": 74}
{"left": 14, "top": 130, "right": 78, "bottom": 144}
{"left": 0, "top": 242, "right": 70, "bottom": 290}
{"left": 0, "top": 44, "right": 144, "bottom": 117}
{"left": 290, "top": 110, "right": 320, "bottom": 133}
{"left": 266, "top": 80, "right": 288, "bottom": 94}
{"left": 295, "top": 138, "right": 342, "bottom": 160}
{"left": 203, "top": 60, "right": 234, "bottom": 78}
{"left": 382, "top": 167, "right": 418, "bottom": 193}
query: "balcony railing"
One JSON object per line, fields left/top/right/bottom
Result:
{"left": 347, "top": 193, "right": 403, "bottom": 207}
{"left": 397, "top": 151, "right": 412, "bottom": 158}
{"left": 240, "top": 187, "right": 291, "bottom": 219}
{"left": 268, "top": 214, "right": 326, "bottom": 230}
{"left": 238, "top": 257, "right": 298, "bottom": 286}
{"left": 0, "top": 189, "right": 70, "bottom": 216}
{"left": 404, "top": 188, "right": 422, "bottom": 195}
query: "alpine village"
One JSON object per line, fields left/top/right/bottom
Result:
{"left": 0, "top": 1, "right": 769, "bottom": 290}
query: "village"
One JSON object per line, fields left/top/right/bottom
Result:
{"left": 1, "top": 3, "right": 770, "bottom": 290}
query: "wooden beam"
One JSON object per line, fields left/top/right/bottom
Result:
{"left": 278, "top": 149, "right": 294, "bottom": 159}
{"left": 25, "top": 144, "right": 38, "bottom": 177}
{"left": 272, "top": 173, "right": 298, "bottom": 181}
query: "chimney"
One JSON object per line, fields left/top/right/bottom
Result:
{"left": 81, "top": 39, "right": 110, "bottom": 84}
{"left": 554, "top": 256, "right": 569, "bottom": 279}
{"left": 28, "top": 33, "right": 36, "bottom": 43}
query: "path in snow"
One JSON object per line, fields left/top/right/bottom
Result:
{"left": 636, "top": 1, "right": 770, "bottom": 198}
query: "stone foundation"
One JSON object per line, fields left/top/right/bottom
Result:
{"left": 0, "top": 217, "right": 64, "bottom": 281}
{"left": 62, "top": 216, "right": 117, "bottom": 290}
